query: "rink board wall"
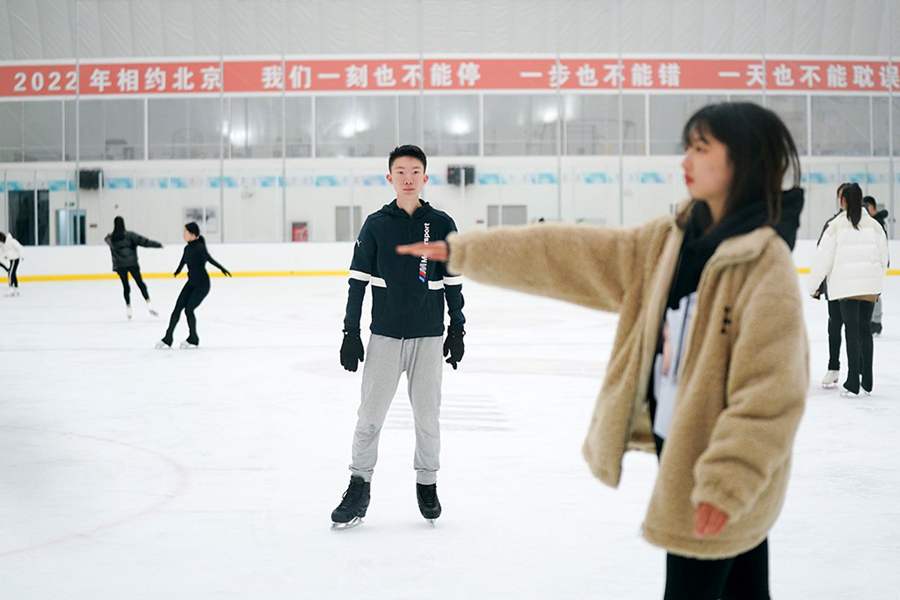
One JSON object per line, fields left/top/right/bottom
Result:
{"left": 5, "top": 239, "right": 899, "bottom": 281}
{"left": 0, "top": 156, "right": 896, "bottom": 246}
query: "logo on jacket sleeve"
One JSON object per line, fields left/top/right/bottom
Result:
{"left": 418, "top": 222, "right": 430, "bottom": 282}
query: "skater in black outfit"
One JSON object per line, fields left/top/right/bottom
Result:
{"left": 104, "top": 216, "right": 163, "bottom": 319}
{"left": 157, "top": 222, "right": 231, "bottom": 349}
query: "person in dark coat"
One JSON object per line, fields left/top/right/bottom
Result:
{"left": 863, "top": 196, "right": 889, "bottom": 335}
{"left": 104, "top": 216, "right": 163, "bottom": 319}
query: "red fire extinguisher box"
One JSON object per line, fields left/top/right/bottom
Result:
{"left": 291, "top": 222, "right": 309, "bottom": 242}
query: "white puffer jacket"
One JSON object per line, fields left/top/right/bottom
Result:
{"left": 809, "top": 211, "right": 889, "bottom": 300}
{"left": 0, "top": 233, "right": 24, "bottom": 261}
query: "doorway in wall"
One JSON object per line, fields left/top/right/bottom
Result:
{"left": 335, "top": 206, "right": 362, "bottom": 241}
{"left": 7, "top": 190, "right": 49, "bottom": 245}
{"left": 56, "top": 208, "right": 87, "bottom": 245}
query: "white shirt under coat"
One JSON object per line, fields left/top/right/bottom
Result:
{"left": 653, "top": 291, "right": 698, "bottom": 440}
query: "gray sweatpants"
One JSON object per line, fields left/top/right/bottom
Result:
{"left": 350, "top": 334, "right": 443, "bottom": 485}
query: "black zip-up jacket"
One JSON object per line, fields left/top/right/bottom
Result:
{"left": 104, "top": 231, "right": 162, "bottom": 270}
{"left": 873, "top": 209, "right": 889, "bottom": 235}
{"left": 174, "top": 237, "right": 228, "bottom": 284}
{"left": 343, "top": 200, "right": 465, "bottom": 339}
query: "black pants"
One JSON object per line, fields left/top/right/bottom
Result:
{"left": 827, "top": 299, "right": 843, "bottom": 371}
{"left": 652, "top": 434, "right": 770, "bottom": 600}
{"left": 839, "top": 299, "right": 875, "bottom": 393}
{"left": 163, "top": 279, "right": 210, "bottom": 345}
{"left": 664, "top": 540, "right": 770, "bottom": 600}
{"left": 115, "top": 266, "right": 149, "bottom": 305}
{"left": 7, "top": 259, "right": 19, "bottom": 288}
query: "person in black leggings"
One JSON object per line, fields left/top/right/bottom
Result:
{"left": 7, "top": 258, "right": 18, "bottom": 291}
{"left": 104, "top": 216, "right": 163, "bottom": 319}
{"left": 1, "top": 259, "right": 15, "bottom": 283}
{"left": 157, "top": 222, "right": 231, "bottom": 349}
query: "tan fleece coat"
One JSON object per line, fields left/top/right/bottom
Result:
{"left": 447, "top": 210, "right": 808, "bottom": 559}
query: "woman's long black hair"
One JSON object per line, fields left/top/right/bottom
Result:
{"left": 185, "top": 221, "right": 205, "bottom": 243}
{"left": 111, "top": 216, "right": 126, "bottom": 241}
{"left": 841, "top": 183, "right": 863, "bottom": 229}
{"left": 680, "top": 102, "right": 801, "bottom": 228}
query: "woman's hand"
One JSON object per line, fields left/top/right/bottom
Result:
{"left": 694, "top": 502, "right": 729, "bottom": 538}
{"left": 396, "top": 241, "right": 449, "bottom": 262}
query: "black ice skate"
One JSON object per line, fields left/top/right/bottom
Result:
{"left": 331, "top": 476, "right": 370, "bottom": 529}
{"left": 416, "top": 483, "right": 441, "bottom": 526}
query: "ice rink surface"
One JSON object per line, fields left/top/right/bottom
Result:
{"left": 1, "top": 274, "right": 898, "bottom": 599}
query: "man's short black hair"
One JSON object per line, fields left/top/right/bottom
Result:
{"left": 389, "top": 145, "right": 427, "bottom": 172}
{"left": 862, "top": 195, "right": 877, "bottom": 208}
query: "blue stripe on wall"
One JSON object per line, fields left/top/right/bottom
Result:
{"left": 105, "top": 177, "right": 134, "bottom": 189}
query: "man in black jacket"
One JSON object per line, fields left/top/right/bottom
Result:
{"left": 331, "top": 145, "right": 465, "bottom": 528}
{"left": 864, "top": 196, "right": 889, "bottom": 335}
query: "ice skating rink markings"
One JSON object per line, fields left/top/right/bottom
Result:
{"left": 458, "top": 356, "right": 605, "bottom": 379}
{"left": 385, "top": 392, "right": 511, "bottom": 432}
{"left": 0, "top": 426, "right": 189, "bottom": 558}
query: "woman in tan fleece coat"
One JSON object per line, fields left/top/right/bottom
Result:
{"left": 399, "top": 102, "right": 809, "bottom": 599}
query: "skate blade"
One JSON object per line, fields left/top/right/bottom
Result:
{"left": 154, "top": 342, "right": 172, "bottom": 350}
{"left": 822, "top": 383, "right": 838, "bottom": 389}
{"left": 149, "top": 310, "right": 159, "bottom": 317}
{"left": 331, "top": 517, "right": 363, "bottom": 530}
{"left": 179, "top": 342, "right": 199, "bottom": 350}
{"left": 426, "top": 519, "right": 436, "bottom": 528}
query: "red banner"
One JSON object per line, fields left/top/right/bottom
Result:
{"left": 1, "top": 57, "right": 897, "bottom": 97}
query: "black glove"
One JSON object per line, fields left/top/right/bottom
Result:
{"left": 443, "top": 326, "right": 465, "bottom": 370}
{"left": 222, "top": 269, "right": 232, "bottom": 277}
{"left": 340, "top": 329, "right": 365, "bottom": 372}
{"left": 813, "top": 279, "right": 826, "bottom": 300}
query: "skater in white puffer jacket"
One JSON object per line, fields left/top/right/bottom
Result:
{"left": 0, "top": 231, "right": 24, "bottom": 297}
{"left": 809, "top": 183, "right": 889, "bottom": 396}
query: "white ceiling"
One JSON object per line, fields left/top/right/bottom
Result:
{"left": 0, "top": 0, "right": 897, "bottom": 61}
